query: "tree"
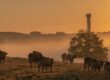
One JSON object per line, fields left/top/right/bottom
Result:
{"left": 68, "top": 30, "right": 108, "bottom": 61}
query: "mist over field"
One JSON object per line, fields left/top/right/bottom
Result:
{"left": 0, "top": 39, "right": 69, "bottom": 61}
{"left": 0, "top": 32, "right": 110, "bottom": 61}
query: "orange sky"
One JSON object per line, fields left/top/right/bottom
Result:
{"left": 0, "top": 0, "right": 110, "bottom": 33}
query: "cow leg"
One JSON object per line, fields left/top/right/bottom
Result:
{"left": 45, "top": 67, "right": 47, "bottom": 71}
{"left": 70, "top": 60, "right": 73, "bottom": 64}
{"left": 50, "top": 65, "right": 53, "bottom": 72}
{"left": 94, "top": 67, "right": 97, "bottom": 74}
{"left": 84, "top": 64, "right": 87, "bottom": 71}
{"left": 30, "top": 62, "right": 32, "bottom": 67}
{"left": 98, "top": 68, "right": 101, "bottom": 74}
{"left": 35, "top": 62, "right": 37, "bottom": 67}
{"left": 0, "top": 59, "right": 2, "bottom": 64}
{"left": 38, "top": 65, "right": 41, "bottom": 72}
{"left": 87, "top": 64, "right": 89, "bottom": 71}
{"left": 42, "top": 66, "right": 44, "bottom": 72}
{"left": 2, "top": 59, "right": 5, "bottom": 64}
{"left": 84, "top": 64, "right": 85, "bottom": 71}
{"left": 69, "top": 60, "right": 71, "bottom": 63}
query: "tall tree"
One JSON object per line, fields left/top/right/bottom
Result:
{"left": 68, "top": 30, "right": 108, "bottom": 60}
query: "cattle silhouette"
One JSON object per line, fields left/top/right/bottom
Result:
{"left": 37, "top": 57, "right": 54, "bottom": 72}
{"left": 84, "top": 57, "right": 104, "bottom": 74}
{"left": 104, "top": 61, "right": 110, "bottom": 74}
{"left": 61, "top": 53, "right": 76, "bottom": 63}
{"left": 0, "top": 50, "right": 8, "bottom": 63}
{"left": 28, "top": 51, "right": 54, "bottom": 72}
{"left": 28, "top": 51, "right": 43, "bottom": 66}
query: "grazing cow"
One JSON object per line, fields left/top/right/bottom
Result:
{"left": 0, "top": 50, "right": 8, "bottom": 63}
{"left": 37, "top": 57, "right": 54, "bottom": 72}
{"left": 61, "top": 53, "right": 76, "bottom": 63}
{"left": 84, "top": 57, "right": 104, "bottom": 74}
{"left": 61, "top": 53, "right": 67, "bottom": 63}
{"left": 104, "top": 61, "right": 110, "bottom": 74}
{"left": 84, "top": 57, "right": 92, "bottom": 70}
{"left": 66, "top": 54, "right": 76, "bottom": 63}
{"left": 28, "top": 51, "right": 43, "bottom": 66}
{"left": 92, "top": 60, "right": 104, "bottom": 74}
{"left": 84, "top": 57, "right": 97, "bottom": 70}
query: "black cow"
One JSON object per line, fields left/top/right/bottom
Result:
{"left": 0, "top": 50, "right": 8, "bottom": 63}
{"left": 61, "top": 53, "right": 67, "bottom": 63}
{"left": 84, "top": 57, "right": 92, "bottom": 70}
{"left": 84, "top": 57, "right": 104, "bottom": 74}
{"left": 37, "top": 57, "right": 54, "bottom": 72}
{"left": 61, "top": 53, "right": 76, "bottom": 63}
{"left": 66, "top": 54, "right": 76, "bottom": 63}
{"left": 92, "top": 60, "right": 104, "bottom": 73}
{"left": 28, "top": 51, "right": 43, "bottom": 66}
{"left": 104, "top": 61, "right": 110, "bottom": 74}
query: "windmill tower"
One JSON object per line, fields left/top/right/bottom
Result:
{"left": 86, "top": 13, "right": 91, "bottom": 33}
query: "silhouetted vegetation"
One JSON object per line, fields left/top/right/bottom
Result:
{"left": 68, "top": 30, "right": 108, "bottom": 60}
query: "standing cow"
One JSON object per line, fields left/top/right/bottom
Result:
{"left": 61, "top": 53, "right": 76, "bottom": 63}
{"left": 37, "top": 57, "right": 54, "bottom": 72}
{"left": 104, "top": 61, "right": 110, "bottom": 74}
{"left": 0, "top": 50, "right": 8, "bottom": 63}
{"left": 84, "top": 57, "right": 104, "bottom": 74}
{"left": 61, "top": 53, "right": 67, "bottom": 63}
{"left": 28, "top": 51, "right": 43, "bottom": 66}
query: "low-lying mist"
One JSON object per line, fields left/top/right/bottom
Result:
{"left": 0, "top": 39, "right": 70, "bottom": 61}
{"left": 0, "top": 34, "right": 110, "bottom": 61}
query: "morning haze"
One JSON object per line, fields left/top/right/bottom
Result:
{"left": 0, "top": 32, "right": 110, "bottom": 61}
{"left": 0, "top": 0, "right": 110, "bottom": 60}
{"left": 0, "top": 1, "right": 110, "bottom": 80}
{"left": 0, "top": 0, "right": 110, "bottom": 33}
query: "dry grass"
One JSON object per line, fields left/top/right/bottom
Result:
{"left": 0, "top": 57, "right": 109, "bottom": 80}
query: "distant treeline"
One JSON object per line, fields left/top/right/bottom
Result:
{"left": 0, "top": 31, "right": 110, "bottom": 44}
{"left": 0, "top": 31, "right": 73, "bottom": 44}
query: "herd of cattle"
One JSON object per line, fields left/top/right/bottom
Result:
{"left": 28, "top": 51, "right": 54, "bottom": 72}
{"left": 0, "top": 50, "right": 110, "bottom": 74}
{"left": 84, "top": 57, "right": 110, "bottom": 74}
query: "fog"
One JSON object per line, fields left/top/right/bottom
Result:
{"left": 0, "top": 39, "right": 70, "bottom": 61}
{"left": 0, "top": 35, "right": 110, "bottom": 61}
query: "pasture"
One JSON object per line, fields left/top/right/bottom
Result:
{"left": 0, "top": 57, "right": 109, "bottom": 80}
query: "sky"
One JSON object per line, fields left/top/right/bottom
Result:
{"left": 0, "top": 0, "right": 110, "bottom": 34}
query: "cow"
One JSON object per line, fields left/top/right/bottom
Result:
{"left": 84, "top": 57, "right": 92, "bottom": 70}
{"left": 104, "top": 61, "right": 110, "bottom": 74}
{"left": 37, "top": 57, "right": 54, "bottom": 72}
{"left": 66, "top": 54, "right": 76, "bottom": 63}
{"left": 92, "top": 60, "right": 104, "bottom": 74}
{"left": 84, "top": 57, "right": 104, "bottom": 74}
{"left": 0, "top": 50, "right": 8, "bottom": 63}
{"left": 61, "top": 53, "right": 67, "bottom": 63}
{"left": 28, "top": 51, "right": 43, "bottom": 66}
{"left": 61, "top": 53, "right": 76, "bottom": 63}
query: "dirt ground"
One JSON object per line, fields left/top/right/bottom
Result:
{"left": 0, "top": 57, "right": 109, "bottom": 80}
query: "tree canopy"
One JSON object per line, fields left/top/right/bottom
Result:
{"left": 68, "top": 30, "right": 108, "bottom": 61}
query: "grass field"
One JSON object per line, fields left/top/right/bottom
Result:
{"left": 0, "top": 57, "right": 109, "bottom": 80}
